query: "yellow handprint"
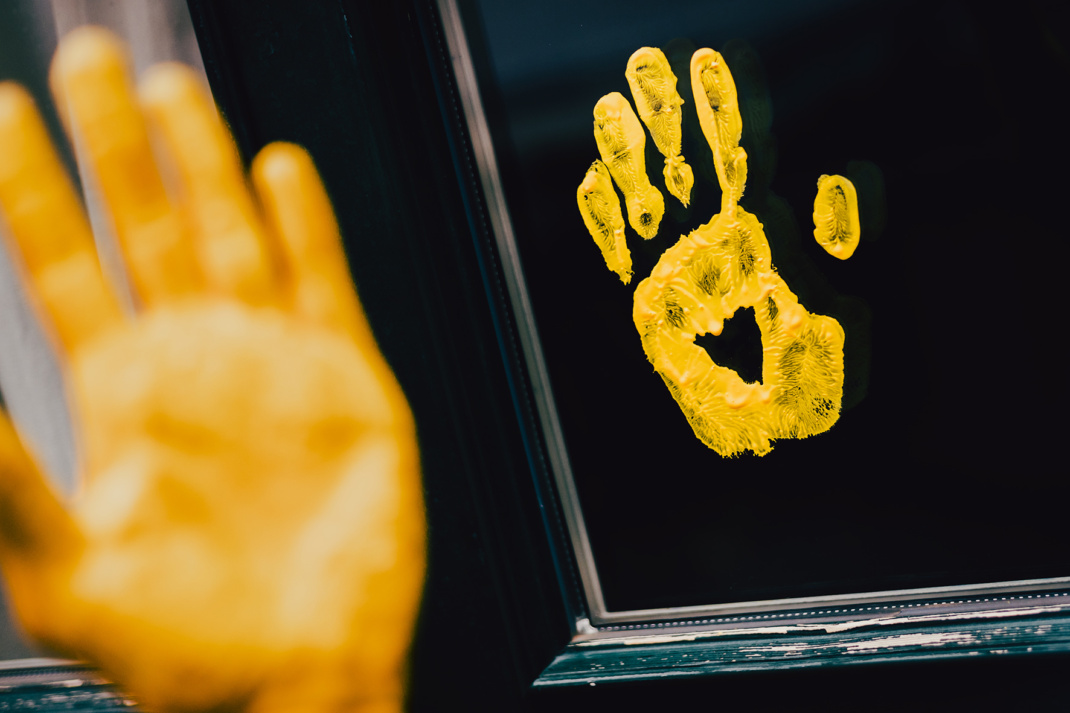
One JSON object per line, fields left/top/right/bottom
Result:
{"left": 0, "top": 28, "right": 423, "bottom": 713}
{"left": 580, "top": 46, "right": 859, "bottom": 457}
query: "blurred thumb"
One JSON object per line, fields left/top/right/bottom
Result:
{"left": 0, "top": 406, "right": 83, "bottom": 647}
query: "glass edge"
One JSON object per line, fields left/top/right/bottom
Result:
{"left": 432, "top": 0, "right": 607, "bottom": 628}
{"left": 586, "top": 578, "right": 1070, "bottom": 632}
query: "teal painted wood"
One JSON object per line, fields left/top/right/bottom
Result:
{"left": 0, "top": 661, "right": 133, "bottom": 710}
{"left": 536, "top": 610, "right": 1070, "bottom": 686}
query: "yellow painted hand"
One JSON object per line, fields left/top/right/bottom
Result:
{"left": 579, "top": 47, "right": 859, "bottom": 456}
{"left": 0, "top": 28, "right": 424, "bottom": 713}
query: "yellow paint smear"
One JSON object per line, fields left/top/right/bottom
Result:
{"left": 813, "top": 174, "right": 860, "bottom": 259}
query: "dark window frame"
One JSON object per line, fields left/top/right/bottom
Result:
{"left": 186, "top": 0, "right": 1070, "bottom": 699}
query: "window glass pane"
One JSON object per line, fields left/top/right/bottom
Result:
{"left": 458, "top": 0, "right": 1070, "bottom": 615}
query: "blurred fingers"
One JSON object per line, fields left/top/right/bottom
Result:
{"left": 50, "top": 27, "right": 200, "bottom": 306}
{"left": 251, "top": 143, "right": 376, "bottom": 352}
{"left": 0, "top": 83, "right": 122, "bottom": 354}
{"left": 139, "top": 64, "right": 279, "bottom": 306}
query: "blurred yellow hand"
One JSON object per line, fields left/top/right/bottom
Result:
{"left": 0, "top": 27, "right": 424, "bottom": 713}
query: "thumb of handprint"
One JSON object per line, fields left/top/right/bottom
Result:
{"left": 578, "top": 46, "right": 862, "bottom": 457}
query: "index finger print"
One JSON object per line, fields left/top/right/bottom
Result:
{"left": 0, "top": 83, "right": 122, "bottom": 354}
{"left": 690, "top": 48, "right": 744, "bottom": 202}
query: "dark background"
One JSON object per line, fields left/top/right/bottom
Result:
{"left": 463, "top": 0, "right": 1070, "bottom": 612}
